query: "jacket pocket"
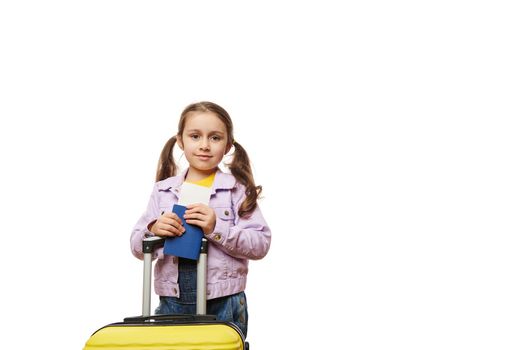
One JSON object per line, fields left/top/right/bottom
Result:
{"left": 215, "top": 207, "right": 235, "bottom": 225}
{"left": 159, "top": 200, "right": 175, "bottom": 215}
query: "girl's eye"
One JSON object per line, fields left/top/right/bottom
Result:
{"left": 190, "top": 134, "right": 200, "bottom": 140}
{"left": 211, "top": 135, "right": 221, "bottom": 142}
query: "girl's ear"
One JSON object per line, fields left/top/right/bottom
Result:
{"left": 224, "top": 144, "right": 232, "bottom": 155}
{"left": 176, "top": 135, "right": 184, "bottom": 150}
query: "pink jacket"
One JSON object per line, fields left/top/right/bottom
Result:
{"left": 130, "top": 169, "right": 271, "bottom": 300}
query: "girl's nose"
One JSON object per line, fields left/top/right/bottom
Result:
{"left": 199, "top": 139, "right": 210, "bottom": 150}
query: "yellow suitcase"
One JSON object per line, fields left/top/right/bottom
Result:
{"left": 83, "top": 238, "right": 247, "bottom": 350}
{"left": 84, "top": 317, "right": 245, "bottom": 350}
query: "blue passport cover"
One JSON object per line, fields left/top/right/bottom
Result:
{"left": 163, "top": 204, "right": 204, "bottom": 260}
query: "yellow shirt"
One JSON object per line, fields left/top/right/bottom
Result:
{"left": 185, "top": 172, "right": 216, "bottom": 188}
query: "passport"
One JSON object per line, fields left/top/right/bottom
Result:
{"left": 163, "top": 204, "right": 204, "bottom": 260}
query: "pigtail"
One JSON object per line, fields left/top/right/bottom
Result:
{"left": 156, "top": 136, "right": 178, "bottom": 182}
{"left": 229, "top": 141, "right": 262, "bottom": 218}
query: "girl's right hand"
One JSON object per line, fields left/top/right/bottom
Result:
{"left": 149, "top": 212, "right": 186, "bottom": 237}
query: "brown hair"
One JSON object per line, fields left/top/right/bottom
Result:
{"left": 155, "top": 101, "right": 262, "bottom": 218}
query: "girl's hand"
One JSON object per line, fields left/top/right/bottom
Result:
{"left": 149, "top": 212, "right": 186, "bottom": 237}
{"left": 184, "top": 203, "right": 216, "bottom": 235}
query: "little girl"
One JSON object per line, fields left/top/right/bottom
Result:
{"left": 130, "top": 101, "right": 271, "bottom": 337}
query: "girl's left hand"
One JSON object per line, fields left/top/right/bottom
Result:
{"left": 184, "top": 203, "right": 217, "bottom": 235}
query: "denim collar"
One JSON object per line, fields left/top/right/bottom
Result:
{"left": 157, "top": 168, "right": 236, "bottom": 196}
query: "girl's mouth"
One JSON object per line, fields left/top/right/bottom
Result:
{"left": 196, "top": 155, "right": 212, "bottom": 160}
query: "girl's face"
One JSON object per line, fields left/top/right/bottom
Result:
{"left": 177, "top": 111, "right": 231, "bottom": 179}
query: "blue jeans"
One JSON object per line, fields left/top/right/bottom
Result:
{"left": 156, "top": 292, "right": 248, "bottom": 338}
{"left": 155, "top": 258, "right": 248, "bottom": 338}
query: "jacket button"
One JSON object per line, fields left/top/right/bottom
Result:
{"left": 214, "top": 234, "right": 221, "bottom": 241}
{"left": 224, "top": 210, "right": 229, "bottom": 216}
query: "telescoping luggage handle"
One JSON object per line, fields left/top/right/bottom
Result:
{"left": 141, "top": 236, "right": 208, "bottom": 317}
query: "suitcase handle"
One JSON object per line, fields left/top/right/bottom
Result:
{"left": 141, "top": 236, "right": 208, "bottom": 317}
{"left": 142, "top": 236, "right": 165, "bottom": 317}
{"left": 142, "top": 236, "right": 165, "bottom": 253}
{"left": 123, "top": 314, "right": 216, "bottom": 324}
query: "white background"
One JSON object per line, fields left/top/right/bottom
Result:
{"left": 1, "top": 1, "right": 525, "bottom": 349}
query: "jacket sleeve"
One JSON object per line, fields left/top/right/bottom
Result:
{"left": 130, "top": 184, "right": 165, "bottom": 261}
{"left": 205, "top": 184, "right": 271, "bottom": 260}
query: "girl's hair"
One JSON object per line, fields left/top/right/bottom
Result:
{"left": 156, "top": 101, "right": 262, "bottom": 218}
